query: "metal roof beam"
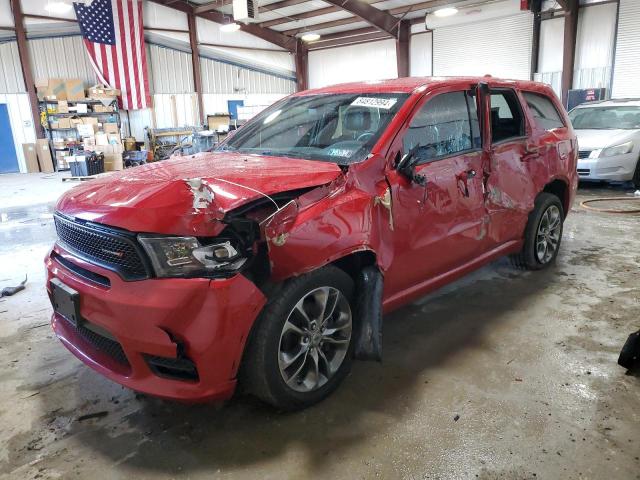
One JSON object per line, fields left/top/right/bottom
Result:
{"left": 148, "top": 0, "right": 297, "bottom": 51}
{"left": 321, "top": 0, "right": 400, "bottom": 36}
{"left": 282, "top": 0, "right": 470, "bottom": 36}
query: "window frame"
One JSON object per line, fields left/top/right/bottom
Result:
{"left": 402, "top": 89, "right": 483, "bottom": 166}
{"left": 521, "top": 90, "right": 566, "bottom": 131}
{"left": 489, "top": 88, "right": 528, "bottom": 146}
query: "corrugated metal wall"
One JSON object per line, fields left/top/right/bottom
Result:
{"left": 0, "top": 42, "right": 25, "bottom": 94}
{"left": 433, "top": 12, "right": 533, "bottom": 79}
{"left": 148, "top": 44, "right": 193, "bottom": 94}
{"left": 1, "top": 35, "right": 295, "bottom": 147}
{"left": 612, "top": 0, "right": 640, "bottom": 98}
{"left": 200, "top": 56, "right": 295, "bottom": 95}
{"left": 28, "top": 36, "right": 97, "bottom": 85}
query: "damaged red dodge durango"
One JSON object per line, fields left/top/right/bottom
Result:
{"left": 46, "top": 77, "right": 578, "bottom": 410}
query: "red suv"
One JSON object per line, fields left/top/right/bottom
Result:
{"left": 46, "top": 77, "right": 578, "bottom": 410}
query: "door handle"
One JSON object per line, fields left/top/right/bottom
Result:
{"left": 466, "top": 169, "right": 477, "bottom": 178}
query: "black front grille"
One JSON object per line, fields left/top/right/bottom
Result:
{"left": 60, "top": 315, "right": 130, "bottom": 367}
{"left": 578, "top": 150, "right": 592, "bottom": 159}
{"left": 54, "top": 213, "right": 150, "bottom": 281}
{"left": 577, "top": 168, "right": 591, "bottom": 176}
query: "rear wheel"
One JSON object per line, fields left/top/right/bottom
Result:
{"left": 241, "top": 266, "right": 354, "bottom": 410}
{"left": 511, "top": 192, "right": 564, "bottom": 270}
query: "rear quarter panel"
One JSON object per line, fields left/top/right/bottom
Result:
{"left": 517, "top": 85, "right": 578, "bottom": 214}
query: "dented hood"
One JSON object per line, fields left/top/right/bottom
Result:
{"left": 56, "top": 152, "right": 343, "bottom": 236}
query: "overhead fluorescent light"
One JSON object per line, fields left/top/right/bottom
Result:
{"left": 433, "top": 7, "right": 459, "bottom": 17}
{"left": 220, "top": 22, "right": 241, "bottom": 33}
{"left": 301, "top": 32, "right": 320, "bottom": 42}
{"left": 44, "top": 1, "right": 73, "bottom": 14}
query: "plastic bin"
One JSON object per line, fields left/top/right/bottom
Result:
{"left": 68, "top": 152, "right": 105, "bottom": 177}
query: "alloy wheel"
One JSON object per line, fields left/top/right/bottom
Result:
{"left": 535, "top": 205, "right": 561, "bottom": 264}
{"left": 278, "top": 286, "right": 352, "bottom": 393}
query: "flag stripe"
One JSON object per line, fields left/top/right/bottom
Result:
{"left": 112, "top": 0, "right": 128, "bottom": 109}
{"left": 119, "top": 0, "right": 135, "bottom": 110}
{"left": 133, "top": 0, "right": 149, "bottom": 108}
{"left": 124, "top": 0, "right": 139, "bottom": 109}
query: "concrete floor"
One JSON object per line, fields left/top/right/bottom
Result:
{"left": 0, "top": 173, "right": 638, "bottom": 480}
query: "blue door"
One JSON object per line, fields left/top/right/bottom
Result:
{"left": 0, "top": 104, "right": 19, "bottom": 174}
{"left": 227, "top": 100, "right": 245, "bottom": 121}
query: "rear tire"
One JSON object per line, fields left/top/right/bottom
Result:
{"left": 510, "top": 192, "right": 564, "bottom": 270}
{"left": 241, "top": 266, "right": 355, "bottom": 411}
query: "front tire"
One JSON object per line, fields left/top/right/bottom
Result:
{"left": 632, "top": 158, "right": 640, "bottom": 189}
{"left": 241, "top": 266, "right": 355, "bottom": 410}
{"left": 511, "top": 192, "right": 564, "bottom": 270}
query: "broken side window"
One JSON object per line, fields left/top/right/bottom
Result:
{"left": 402, "top": 91, "right": 478, "bottom": 163}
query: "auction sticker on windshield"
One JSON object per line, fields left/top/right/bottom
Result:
{"left": 351, "top": 97, "right": 398, "bottom": 110}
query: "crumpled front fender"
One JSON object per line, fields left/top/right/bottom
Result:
{"left": 263, "top": 177, "right": 393, "bottom": 282}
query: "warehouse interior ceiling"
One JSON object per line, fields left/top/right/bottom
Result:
{"left": 147, "top": 0, "right": 503, "bottom": 51}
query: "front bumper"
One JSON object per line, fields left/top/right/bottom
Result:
{"left": 577, "top": 151, "right": 639, "bottom": 182}
{"left": 45, "top": 244, "right": 266, "bottom": 402}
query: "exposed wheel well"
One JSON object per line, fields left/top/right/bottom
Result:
{"left": 332, "top": 250, "right": 378, "bottom": 282}
{"left": 543, "top": 180, "right": 569, "bottom": 217}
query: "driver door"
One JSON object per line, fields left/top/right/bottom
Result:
{"left": 383, "top": 88, "right": 488, "bottom": 297}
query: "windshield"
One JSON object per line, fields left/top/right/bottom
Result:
{"left": 569, "top": 106, "right": 640, "bottom": 130}
{"left": 218, "top": 93, "right": 409, "bottom": 165}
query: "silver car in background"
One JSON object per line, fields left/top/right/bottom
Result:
{"left": 569, "top": 99, "right": 640, "bottom": 188}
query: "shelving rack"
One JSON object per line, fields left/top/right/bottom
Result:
{"left": 38, "top": 99, "right": 121, "bottom": 171}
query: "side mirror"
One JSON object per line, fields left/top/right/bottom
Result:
{"left": 396, "top": 147, "right": 427, "bottom": 186}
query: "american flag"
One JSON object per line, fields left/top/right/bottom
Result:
{"left": 74, "top": 0, "right": 151, "bottom": 110}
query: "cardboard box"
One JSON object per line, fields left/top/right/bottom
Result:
{"left": 56, "top": 151, "right": 70, "bottom": 170}
{"left": 104, "top": 123, "right": 119, "bottom": 134}
{"left": 104, "top": 152, "right": 123, "bottom": 171}
{"left": 77, "top": 124, "right": 95, "bottom": 138}
{"left": 22, "top": 143, "right": 40, "bottom": 173}
{"left": 95, "top": 132, "right": 109, "bottom": 146}
{"left": 88, "top": 84, "right": 120, "bottom": 99}
{"left": 49, "top": 121, "right": 60, "bottom": 129}
{"left": 57, "top": 118, "right": 72, "bottom": 129}
{"left": 65, "top": 79, "right": 85, "bottom": 101}
{"left": 36, "top": 139, "right": 55, "bottom": 173}
{"left": 57, "top": 100, "right": 69, "bottom": 114}
{"left": 53, "top": 139, "right": 66, "bottom": 150}
{"left": 93, "top": 105, "right": 114, "bottom": 113}
{"left": 70, "top": 116, "right": 84, "bottom": 127}
{"left": 47, "top": 79, "right": 67, "bottom": 100}
{"left": 83, "top": 117, "right": 99, "bottom": 126}
{"left": 107, "top": 133, "right": 121, "bottom": 144}
{"left": 35, "top": 79, "right": 48, "bottom": 101}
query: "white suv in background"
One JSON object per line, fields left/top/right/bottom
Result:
{"left": 569, "top": 99, "right": 640, "bottom": 188}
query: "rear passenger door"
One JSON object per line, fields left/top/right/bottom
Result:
{"left": 484, "top": 88, "right": 537, "bottom": 246}
{"left": 521, "top": 90, "right": 574, "bottom": 188}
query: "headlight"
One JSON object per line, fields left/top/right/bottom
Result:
{"left": 138, "top": 236, "right": 247, "bottom": 278}
{"left": 601, "top": 141, "right": 634, "bottom": 157}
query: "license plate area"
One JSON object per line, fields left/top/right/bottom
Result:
{"left": 50, "top": 278, "right": 82, "bottom": 328}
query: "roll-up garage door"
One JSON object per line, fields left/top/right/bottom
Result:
{"left": 612, "top": 0, "right": 640, "bottom": 98}
{"left": 433, "top": 12, "right": 533, "bottom": 80}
